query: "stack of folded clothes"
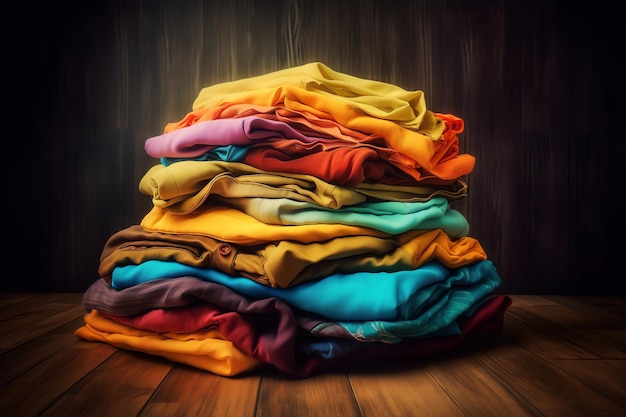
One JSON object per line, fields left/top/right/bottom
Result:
{"left": 75, "top": 62, "right": 512, "bottom": 378}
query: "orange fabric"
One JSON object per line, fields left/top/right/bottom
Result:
{"left": 163, "top": 94, "right": 474, "bottom": 181}
{"left": 177, "top": 86, "right": 434, "bottom": 164}
{"left": 75, "top": 310, "right": 261, "bottom": 376}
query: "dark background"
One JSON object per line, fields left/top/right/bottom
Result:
{"left": 3, "top": 0, "right": 624, "bottom": 295}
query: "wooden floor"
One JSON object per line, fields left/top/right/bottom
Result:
{"left": 0, "top": 293, "right": 624, "bottom": 417}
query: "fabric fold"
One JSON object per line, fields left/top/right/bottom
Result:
{"left": 98, "top": 225, "right": 487, "bottom": 288}
{"left": 110, "top": 259, "right": 502, "bottom": 323}
{"left": 75, "top": 309, "right": 261, "bottom": 377}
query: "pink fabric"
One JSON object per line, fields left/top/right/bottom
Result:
{"left": 145, "top": 115, "right": 335, "bottom": 159}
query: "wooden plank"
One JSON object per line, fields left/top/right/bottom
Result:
{"left": 0, "top": 293, "right": 39, "bottom": 307}
{"left": 138, "top": 365, "right": 260, "bottom": 417}
{"left": 425, "top": 351, "right": 534, "bottom": 416}
{"left": 502, "top": 308, "right": 597, "bottom": 359}
{"left": 38, "top": 350, "right": 173, "bottom": 417}
{"left": 550, "top": 359, "right": 626, "bottom": 409}
{"left": 508, "top": 302, "right": 625, "bottom": 359}
{"left": 508, "top": 295, "right": 562, "bottom": 307}
{"left": 0, "top": 297, "right": 86, "bottom": 353}
{"left": 0, "top": 316, "right": 86, "bottom": 387}
{"left": 349, "top": 362, "right": 466, "bottom": 417}
{"left": 0, "top": 343, "right": 116, "bottom": 417}
{"left": 473, "top": 337, "right": 626, "bottom": 416}
{"left": 543, "top": 295, "right": 626, "bottom": 327}
{"left": 0, "top": 293, "right": 79, "bottom": 322}
{"left": 257, "top": 371, "right": 361, "bottom": 417}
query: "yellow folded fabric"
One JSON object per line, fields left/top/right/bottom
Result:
{"left": 140, "top": 205, "right": 390, "bottom": 245}
{"left": 74, "top": 310, "right": 261, "bottom": 377}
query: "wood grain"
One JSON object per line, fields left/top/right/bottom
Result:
{"left": 473, "top": 339, "right": 625, "bottom": 417}
{"left": 38, "top": 350, "right": 172, "bottom": 417}
{"left": 425, "top": 355, "right": 534, "bottom": 417}
{"left": 349, "top": 364, "right": 466, "bottom": 417}
{"left": 138, "top": 366, "right": 260, "bottom": 417}
{"left": 257, "top": 372, "right": 361, "bottom": 417}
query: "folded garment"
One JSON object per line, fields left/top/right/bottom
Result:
{"left": 98, "top": 225, "right": 487, "bottom": 287}
{"left": 145, "top": 114, "right": 347, "bottom": 158}
{"left": 345, "top": 179, "right": 467, "bottom": 202}
{"left": 162, "top": 105, "right": 464, "bottom": 169}
{"left": 237, "top": 142, "right": 456, "bottom": 186}
{"left": 141, "top": 205, "right": 392, "bottom": 245}
{"left": 208, "top": 195, "right": 470, "bottom": 237}
{"left": 140, "top": 202, "right": 471, "bottom": 245}
{"left": 77, "top": 287, "right": 511, "bottom": 378}
{"left": 190, "top": 62, "right": 443, "bottom": 134}
{"left": 292, "top": 294, "right": 511, "bottom": 378}
{"left": 144, "top": 114, "right": 446, "bottom": 185}
{"left": 165, "top": 103, "right": 380, "bottom": 141}
{"left": 161, "top": 101, "right": 470, "bottom": 185}
{"left": 172, "top": 83, "right": 475, "bottom": 179}
{"left": 140, "top": 160, "right": 366, "bottom": 212}
{"left": 111, "top": 259, "right": 502, "bottom": 323}
{"left": 98, "top": 285, "right": 301, "bottom": 370}
{"left": 139, "top": 160, "right": 468, "bottom": 215}
{"left": 90, "top": 270, "right": 493, "bottom": 341}
{"left": 74, "top": 309, "right": 261, "bottom": 377}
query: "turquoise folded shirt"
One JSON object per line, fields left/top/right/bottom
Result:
{"left": 111, "top": 259, "right": 501, "bottom": 341}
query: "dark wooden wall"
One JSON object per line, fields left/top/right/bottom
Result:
{"left": 4, "top": 0, "right": 624, "bottom": 295}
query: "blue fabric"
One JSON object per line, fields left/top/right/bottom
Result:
{"left": 112, "top": 260, "right": 501, "bottom": 326}
{"left": 161, "top": 144, "right": 250, "bottom": 165}
{"left": 296, "top": 337, "right": 361, "bottom": 358}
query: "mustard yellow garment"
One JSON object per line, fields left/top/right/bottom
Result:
{"left": 75, "top": 310, "right": 260, "bottom": 377}
{"left": 287, "top": 228, "right": 488, "bottom": 286}
{"left": 139, "top": 161, "right": 468, "bottom": 215}
{"left": 139, "top": 160, "right": 366, "bottom": 213}
{"left": 140, "top": 205, "right": 391, "bottom": 245}
{"left": 192, "top": 62, "right": 442, "bottom": 133}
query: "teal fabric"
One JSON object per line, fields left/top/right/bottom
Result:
{"left": 161, "top": 144, "right": 250, "bottom": 165}
{"left": 111, "top": 260, "right": 501, "bottom": 329}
